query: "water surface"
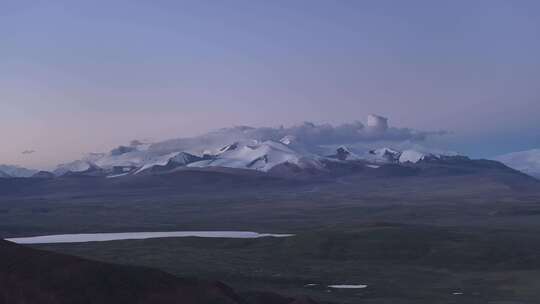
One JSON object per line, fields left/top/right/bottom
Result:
{"left": 328, "top": 284, "right": 368, "bottom": 289}
{"left": 6, "top": 231, "right": 293, "bottom": 244}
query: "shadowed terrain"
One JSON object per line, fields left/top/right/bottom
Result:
{"left": 1, "top": 159, "right": 539, "bottom": 303}
{"left": 32, "top": 225, "right": 540, "bottom": 304}
{"left": 0, "top": 239, "right": 317, "bottom": 304}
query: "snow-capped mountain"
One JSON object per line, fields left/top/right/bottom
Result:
{"left": 494, "top": 149, "right": 540, "bottom": 178}
{"left": 399, "top": 150, "right": 429, "bottom": 163}
{"left": 365, "top": 147, "right": 401, "bottom": 163}
{"left": 327, "top": 146, "right": 361, "bottom": 161}
{"left": 134, "top": 152, "right": 202, "bottom": 174}
{"left": 188, "top": 140, "right": 319, "bottom": 172}
{"left": 52, "top": 139, "right": 454, "bottom": 178}
{"left": 53, "top": 160, "right": 97, "bottom": 176}
{"left": 49, "top": 115, "right": 461, "bottom": 178}
{"left": 326, "top": 147, "right": 437, "bottom": 165}
{"left": 0, "top": 165, "right": 37, "bottom": 178}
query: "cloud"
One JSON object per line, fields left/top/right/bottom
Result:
{"left": 149, "top": 115, "right": 448, "bottom": 154}
{"left": 110, "top": 145, "right": 137, "bottom": 156}
{"left": 129, "top": 140, "right": 144, "bottom": 147}
{"left": 21, "top": 150, "right": 36, "bottom": 155}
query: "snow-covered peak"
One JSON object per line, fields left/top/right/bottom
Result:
{"left": 494, "top": 149, "right": 540, "bottom": 178}
{"left": 0, "top": 165, "right": 38, "bottom": 178}
{"left": 217, "top": 142, "right": 240, "bottom": 154}
{"left": 399, "top": 150, "right": 427, "bottom": 163}
{"left": 188, "top": 140, "right": 304, "bottom": 172}
{"left": 134, "top": 151, "right": 201, "bottom": 174}
{"left": 371, "top": 147, "right": 400, "bottom": 156}
{"left": 43, "top": 118, "right": 461, "bottom": 178}
{"left": 331, "top": 146, "right": 360, "bottom": 161}
{"left": 53, "top": 160, "right": 95, "bottom": 176}
{"left": 364, "top": 147, "right": 401, "bottom": 163}
{"left": 48, "top": 137, "right": 466, "bottom": 178}
{"left": 280, "top": 135, "right": 297, "bottom": 145}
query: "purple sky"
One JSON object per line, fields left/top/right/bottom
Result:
{"left": 2, "top": 0, "right": 540, "bottom": 169}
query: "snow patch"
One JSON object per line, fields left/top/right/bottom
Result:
{"left": 399, "top": 150, "right": 426, "bottom": 163}
{"left": 495, "top": 149, "right": 540, "bottom": 177}
{"left": 280, "top": 135, "right": 297, "bottom": 145}
{"left": 328, "top": 284, "right": 368, "bottom": 289}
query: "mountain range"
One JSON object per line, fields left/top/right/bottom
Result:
{"left": 1, "top": 116, "right": 538, "bottom": 181}
{"left": 2, "top": 118, "right": 540, "bottom": 304}
{"left": 3, "top": 140, "right": 465, "bottom": 180}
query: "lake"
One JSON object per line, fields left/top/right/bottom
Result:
{"left": 5, "top": 231, "right": 294, "bottom": 244}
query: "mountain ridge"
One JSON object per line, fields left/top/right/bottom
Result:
{"left": 495, "top": 149, "right": 540, "bottom": 178}
{"left": 3, "top": 117, "right": 539, "bottom": 181}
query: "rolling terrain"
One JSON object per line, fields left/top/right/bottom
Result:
{"left": 0, "top": 119, "right": 538, "bottom": 304}
{"left": 33, "top": 225, "right": 540, "bottom": 304}
{"left": 1, "top": 155, "right": 539, "bottom": 303}
{"left": 0, "top": 239, "right": 316, "bottom": 304}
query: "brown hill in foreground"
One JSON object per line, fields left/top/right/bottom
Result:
{"left": 0, "top": 240, "right": 316, "bottom": 304}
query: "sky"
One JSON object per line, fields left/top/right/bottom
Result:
{"left": 1, "top": 0, "right": 539, "bottom": 169}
